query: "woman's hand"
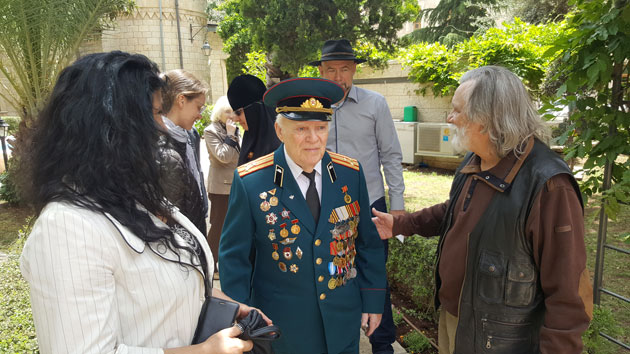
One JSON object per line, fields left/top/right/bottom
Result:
{"left": 226, "top": 118, "right": 238, "bottom": 136}
{"left": 237, "top": 303, "right": 273, "bottom": 326}
{"left": 163, "top": 326, "right": 252, "bottom": 354}
{"left": 204, "top": 325, "right": 253, "bottom": 353}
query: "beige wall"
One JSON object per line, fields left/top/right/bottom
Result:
{"left": 353, "top": 60, "right": 452, "bottom": 123}
{"left": 353, "top": 60, "right": 464, "bottom": 169}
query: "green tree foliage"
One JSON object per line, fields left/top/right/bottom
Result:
{"left": 0, "top": 0, "right": 134, "bottom": 127}
{"left": 217, "top": 0, "right": 419, "bottom": 80}
{"left": 406, "top": 0, "right": 503, "bottom": 46}
{"left": 404, "top": 19, "right": 565, "bottom": 97}
{"left": 216, "top": 0, "right": 254, "bottom": 81}
{"left": 509, "top": 0, "right": 572, "bottom": 24}
{"left": 243, "top": 50, "right": 268, "bottom": 83}
{"left": 403, "top": 42, "right": 460, "bottom": 97}
{"left": 458, "top": 19, "right": 565, "bottom": 94}
{"left": 0, "top": 0, "right": 133, "bottom": 202}
{"left": 547, "top": 0, "right": 630, "bottom": 217}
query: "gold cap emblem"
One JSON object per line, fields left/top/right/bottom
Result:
{"left": 301, "top": 97, "right": 324, "bottom": 109}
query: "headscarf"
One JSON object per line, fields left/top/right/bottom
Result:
{"left": 238, "top": 101, "right": 281, "bottom": 166}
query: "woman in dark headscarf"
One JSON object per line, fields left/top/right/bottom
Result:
{"left": 227, "top": 75, "right": 281, "bottom": 165}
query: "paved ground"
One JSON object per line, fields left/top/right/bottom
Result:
{"left": 203, "top": 140, "right": 407, "bottom": 354}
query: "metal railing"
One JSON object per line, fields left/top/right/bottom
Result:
{"left": 592, "top": 157, "right": 630, "bottom": 351}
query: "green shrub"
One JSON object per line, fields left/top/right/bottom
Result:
{"left": 387, "top": 236, "right": 438, "bottom": 321}
{"left": 402, "top": 331, "right": 431, "bottom": 353}
{"left": 392, "top": 307, "right": 404, "bottom": 327}
{"left": 403, "top": 19, "right": 566, "bottom": 98}
{"left": 0, "top": 223, "right": 38, "bottom": 353}
{"left": 1, "top": 116, "right": 21, "bottom": 136}
{"left": 583, "top": 306, "right": 624, "bottom": 354}
{"left": 0, "top": 166, "right": 21, "bottom": 205}
{"left": 402, "top": 42, "right": 460, "bottom": 97}
{"left": 194, "top": 103, "right": 214, "bottom": 137}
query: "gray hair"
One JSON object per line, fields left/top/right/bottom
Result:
{"left": 275, "top": 114, "right": 290, "bottom": 128}
{"left": 210, "top": 96, "right": 232, "bottom": 122}
{"left": 460, "top": 66, "right": 550, "bottom": 157}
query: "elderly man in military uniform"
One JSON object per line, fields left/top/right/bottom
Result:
{"left": 219, "top": 77, "right": 387, "bottom": 354}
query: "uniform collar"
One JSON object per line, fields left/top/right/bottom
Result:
{"left": 460, "top": 137, "right": 535, "bottom": 193}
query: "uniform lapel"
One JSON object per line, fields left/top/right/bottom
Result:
{"left": 274, "top": 147, "right": 317, "bottom": 234}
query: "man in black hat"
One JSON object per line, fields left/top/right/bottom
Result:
{"left": 219, "top": 77, "right": 387, "bottom": 354}
{"left": 227, "top": 74, "right": 281, "bottom": 165}
{"left": 310, "top": 39, "right": 404, "bottom": 354}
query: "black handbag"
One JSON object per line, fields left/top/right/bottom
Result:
{"left": 191, "top": 295, "right": 240, "bottom": 344}
{"left": 236, "top": 309, "right": 282, "bottom": 354}
{"left": 192, "top": 245, "right": 240, "bottom": 345}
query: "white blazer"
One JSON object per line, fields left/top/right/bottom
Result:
{"left": 20, "top": 201, "right": 214, "bottom": 354}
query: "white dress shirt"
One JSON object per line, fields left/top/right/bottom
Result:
{"left": 20, "top": 201, "right": 213, "bottom": 354}
{"left": 283, "top": 145, "right": 322, "bottom": 201}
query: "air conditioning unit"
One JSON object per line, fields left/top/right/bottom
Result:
{"left": 416, "top": 122, "right": 457, "bottom": 156}
{"left": 394, "top": 121, "right": 418, "bottom": 164}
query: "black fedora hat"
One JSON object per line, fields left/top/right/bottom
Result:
{"left": 308, "top": 39, "right": 367, "bottom": 66}
{"left": 227, "top": 74, "right": 266, "bottom": 111}
{"left": 263, "top": 77, "right": 344, "bottom": 121}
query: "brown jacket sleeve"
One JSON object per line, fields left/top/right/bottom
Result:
{"left": 526, "top": 173, "right": 593, "bottom": 354}
{"left": 392, "top": 201, "right": 449, "bottom": 237}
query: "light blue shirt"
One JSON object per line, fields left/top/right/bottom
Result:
{"left": 326, "top": 85, "right": 405, "bottom": 210}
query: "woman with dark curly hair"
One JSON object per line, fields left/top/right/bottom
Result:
{"left": 19, "top": 51, "right": 267, "bottom": 354}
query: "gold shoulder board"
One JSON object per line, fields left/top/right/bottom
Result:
{"left": 329, "top": 151, "right": 359, "bottom": 171}
{"left": 238, "top": 153, "right": 275, "bottom": 177}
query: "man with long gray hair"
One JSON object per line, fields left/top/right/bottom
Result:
{"left": 372, "top": 66, "right": 592, "bottom": 353}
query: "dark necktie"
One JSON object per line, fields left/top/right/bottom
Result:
{"left": 302, "top": 170, "right": 320, "bottom": 223}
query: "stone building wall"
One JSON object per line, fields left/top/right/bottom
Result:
{"left": 100, "top": 0, "right": 228, "bottom": 104}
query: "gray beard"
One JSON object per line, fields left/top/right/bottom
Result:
{"left": 450, "top": 123, "right": 470, "bottom": 154}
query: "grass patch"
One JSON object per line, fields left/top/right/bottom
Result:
{"left": 402, "top": 168, "right": 453, "bottom": 213}
{"left": 584, "top": 204, "right": 630, "bottom": 350}
{"left": 0, "top": 202, "right": 33, "bottom": 251}
{"left": 0, "top": 225, "right": 38, "bottom": 353}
